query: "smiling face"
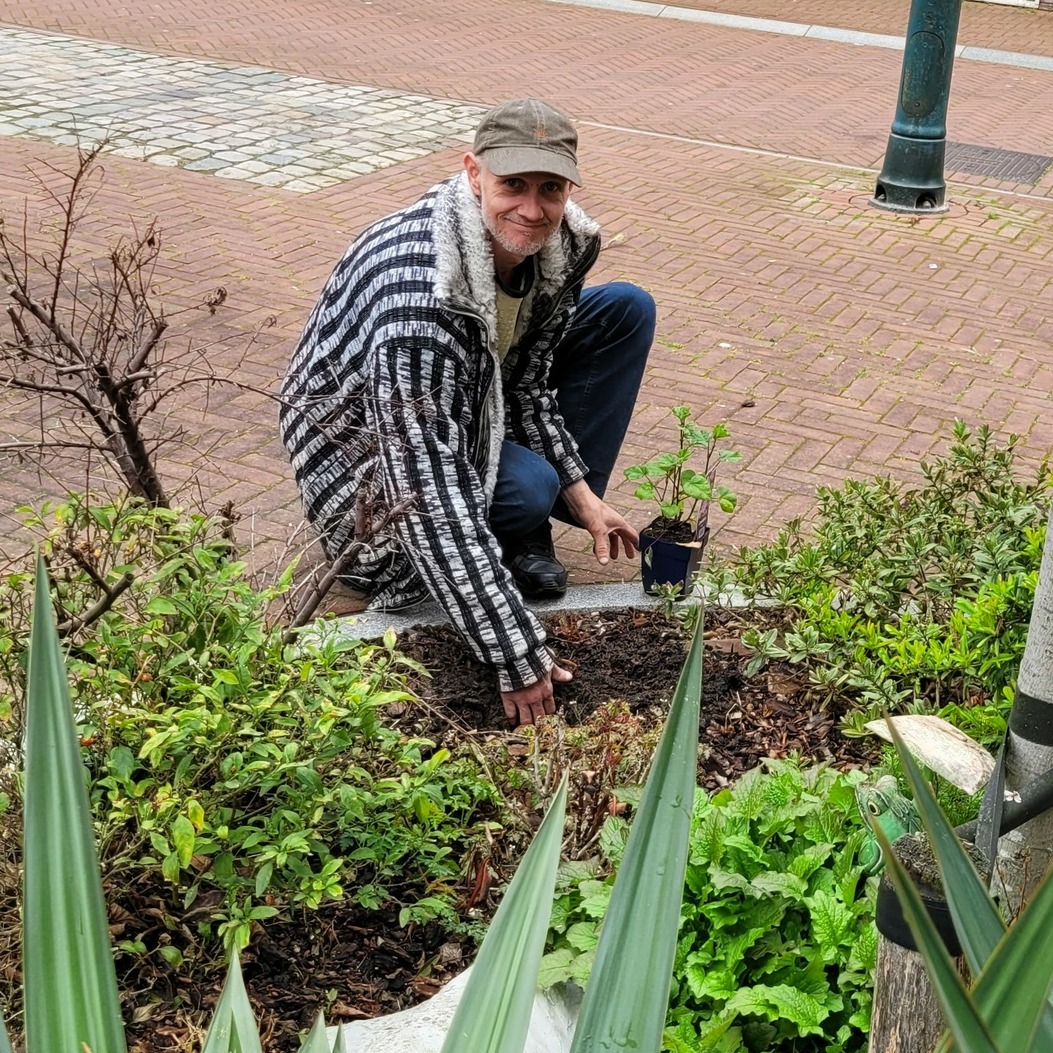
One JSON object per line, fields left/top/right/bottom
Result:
{"left": 465, "top": 154, "right": 572, "bottom": 273}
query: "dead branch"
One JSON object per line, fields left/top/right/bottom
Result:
{"left": 56, "top": 571, "right": 135, "bottom": 637}
{"left": 281, "top": 494, "right": 417, "bottom": 644}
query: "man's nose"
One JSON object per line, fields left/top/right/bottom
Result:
{"left": 517, "top": 191, "right": 544, "bottom": 221}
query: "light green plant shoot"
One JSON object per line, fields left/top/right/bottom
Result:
{"left": 439, "top": 777, "right": 569, "bottom": 1053}
{"left": 569, "top": 609, "right": 704, "bottom": 1053}
{"left": 0, "top": 1009, "right": 12, "bottom": 1053}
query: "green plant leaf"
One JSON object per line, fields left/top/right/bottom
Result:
{"left": 875, "top": 821, "right": 1000, "bottom": 1053}
{"left": 201, "top": 949, "right": 265, "bottom": 1053}
{"left": 887, "top": 721, "right": 1005, "bottom": 976}
{"left": 570, "top": 615, "right": 703, "bottom": 1053}
{"left": 298, "top": 1011, "right": 330, "bottom": 1053}
{"left": 0, "top": 1008, "right": 12, "bottom": 1053}
{"left": 23, "top": 553, "right": 128, "bottom": 1053}
{"left": 965, "top": 864, "right": 1053, "bottom": 1052}
{"left": 439, "top": 777, "right": 568, "bottom": 1053}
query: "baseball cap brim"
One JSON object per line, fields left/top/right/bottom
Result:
{"left": 479, "top": 146, "right": 583, "bottom": 187}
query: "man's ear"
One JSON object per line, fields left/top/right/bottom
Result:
{"left": 464, "top": 153, "right": 483, "bottom": 197}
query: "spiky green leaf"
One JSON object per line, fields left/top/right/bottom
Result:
{"left": 23, "top": 554, "right": 128, "bottom": 1053}
{"left": 298, "top": 1011, "right": 331, "bottom": 1053}
{"left": 888, "top": 721, "right": 1005, "bottom": 975}
{"left": 202, "top": 949, "right": 264, "bottom": 1053}
{"left": 570, "top": 615, "right": 703, "bottom": 1053}
{"left": 439, "top": 777, "right": 568, "bottom": 1053}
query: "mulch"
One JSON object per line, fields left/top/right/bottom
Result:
{"left": 394, "top": 605, "right": 874, "bottom": 791}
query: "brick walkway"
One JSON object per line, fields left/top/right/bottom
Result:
{"left": 1, "top": 0, "right": 1051, "bottom": 591}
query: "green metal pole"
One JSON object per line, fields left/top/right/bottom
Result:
{"left": 871, "top": 0, "right": 964, "bottom": 213}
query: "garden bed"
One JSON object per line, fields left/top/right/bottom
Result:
{"left": 144, "top": 606, "right": 876, "bottom": 1053}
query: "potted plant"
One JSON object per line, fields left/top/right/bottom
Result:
{"left": 624, "top": 406, "right": 740, "bottom": 596}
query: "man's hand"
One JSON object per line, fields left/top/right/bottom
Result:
{"left": 501, "top": 661, "right": 573, "bottom": 727}
{"left": 561, "top": 479, "right": 638, "bottom": 565}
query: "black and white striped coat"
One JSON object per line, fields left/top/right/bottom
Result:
{"left": 280, "top": 173, "right": 601, "bottom": 691}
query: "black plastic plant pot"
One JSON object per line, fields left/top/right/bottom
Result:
{"left": 639, "top": 530, "right": 704, "bottom": 597}
{"left": 876, "top": 876, "right": 962, "bottom": 958}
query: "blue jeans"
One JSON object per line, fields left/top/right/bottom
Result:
{"left": 488, "top": 281, "right": 655, "bottom": 539}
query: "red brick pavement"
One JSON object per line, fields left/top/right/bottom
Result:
{"left": 1, "top": 0, "right": 1052, "bottom": 587}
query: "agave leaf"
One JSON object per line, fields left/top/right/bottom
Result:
{"left": 439, "top": 776, "right": 568, "bottom": 1053}
{"left": 966, "top": 865, "right": 1053, "bottom": 1053}
{"left": 569, "top": 614, "right": 704, "bottom": 1053}
{"left": 298, "top": 1011, "right": 331, "bottom": 1053}
{"left": 886, "top": 722, "right": 1005, "bottom": 975}
{"left": 23, "top": 553, "right": 128, "bottom": 1053}
{"left": 875, "top": 821, "right": 1001, "bottom": 1053}
{"left": 0, "top": 1007, "right": 12, "bottom": 1053}
{"left": 331, "top": 1021, "right": 344, "bottom": 1053}
{"left": 202, "top": 949, "right": 265, "bottom": 1053}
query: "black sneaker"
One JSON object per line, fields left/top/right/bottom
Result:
{"left": 501, "top": 522, "right": 568, "bottom": 599}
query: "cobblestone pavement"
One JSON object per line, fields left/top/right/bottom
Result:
{"left": 1, "top": 0, "right": 1051, "bottom": 596}
{"left": 0, "top": 27, "right": 483, "bottom": 191}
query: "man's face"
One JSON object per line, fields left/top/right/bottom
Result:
{"left": 465, "top": 155, "right": 572, "bottom": 265}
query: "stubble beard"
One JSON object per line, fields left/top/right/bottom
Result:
{"left": 484, "top": 212, "right": 551, "bottom": 259}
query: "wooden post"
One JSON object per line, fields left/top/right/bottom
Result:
{"left": 868, "top": 836, "right": 964, "bottom": 1053}
{"left": 869, "top": 936, "right": 946, "bottom": 1053}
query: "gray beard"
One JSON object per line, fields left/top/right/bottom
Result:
{"left": 485, "top": 219, "right": 550, "bottom": 259}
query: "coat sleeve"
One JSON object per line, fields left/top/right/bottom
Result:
{"left": 367, "top": 333, "right": 553, "bottom": 693}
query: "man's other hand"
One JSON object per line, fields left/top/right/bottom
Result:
{"left": 561, "top": 479, "right": 638, "bottom": 565}
{"left": 501, "top": 661, "right": 573, "bottom": 727}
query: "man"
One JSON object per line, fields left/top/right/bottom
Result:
{"left": 280, "top": 98, "right": 654, "bottom": 727}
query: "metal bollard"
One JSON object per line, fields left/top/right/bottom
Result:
{"left": 871, "top": 0, "right": 964, "bottom": 213}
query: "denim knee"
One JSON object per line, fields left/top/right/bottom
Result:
{"left": 489, "top": 442, "right": 562, "bottom": 538}
{"left": 601, "top": 282, "right": 657, "bottom": 343}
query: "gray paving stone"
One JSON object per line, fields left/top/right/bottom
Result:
{"left": 0, "top": 26, "right": 485, "bottom": 194}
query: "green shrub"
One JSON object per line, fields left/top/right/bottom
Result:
{"left": 542, "top": 760, "right": 876, "bottom": 1053}
{"left": 710, "top": 421, "right": 1051, "bottom": 727}
{"left": 0, "top": 498, "right": 500, "bottom": 967}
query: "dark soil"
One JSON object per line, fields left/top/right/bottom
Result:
{"left": 395, "top": 606, "right": 873, "bottom": 791}
{"left": 103, "top": 608, "right": 876, "bottom": 1051}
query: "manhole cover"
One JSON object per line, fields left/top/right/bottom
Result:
{"left": 945, "top": 141, "right": 1053, "bottom": 185}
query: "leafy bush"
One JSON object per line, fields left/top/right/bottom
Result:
{"left": 542, "top": 760, "right": 876, "bottom": 1053}
{"left": 709, "top": 421, "right": 1051, "bottom": 728}
{"left": 0, "top": 498, "right": 499, "bottom": 968}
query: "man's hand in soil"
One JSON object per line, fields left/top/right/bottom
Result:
{"left": 561, "top": 479, "right": 638, "bottom": 565}
{"left": 502, "top": 661, "right": 574, "bottom": 727}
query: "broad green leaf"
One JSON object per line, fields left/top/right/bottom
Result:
{"left": 298, "top": 1011, "right": 330, "bottom": 1053}
{"left": 570, "top": 615, "right": 703, "bottom": 1053}
{"left": 875, "top": 821, "right": 1000, "bottom": 1053}
{"left": 144, "top": 595, "right": 178, "bottom": 616}
{"left": 439, "top": 777, "right": 568, "bottom": 1053}
{"left": 202, "top": 949, "right": 265, "bottom": 1053}
{"left": 726, "top": 984, "right": 830, "bottom": 1036}
{"left": 888, "top": 722, "right": 1005, "bottom": 976}
{"left": 171, "top": 814, "right": 196, "bottom": 868}
{"left": 24, "top": 554, "right": 128, "bottom": 1053}
{"left": 0, "top": 1008, "right": 12, "bottom": 1053}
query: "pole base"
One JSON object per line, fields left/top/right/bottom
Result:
{"left": 871, "top": 132, "right": 948, "bottom": 213}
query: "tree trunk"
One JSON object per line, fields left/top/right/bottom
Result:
{"left": 997, "top": 504, "right": 1053, "bottom": 912}
{"left": 868, "top": 936, "right": 946, "bottom": 1053}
